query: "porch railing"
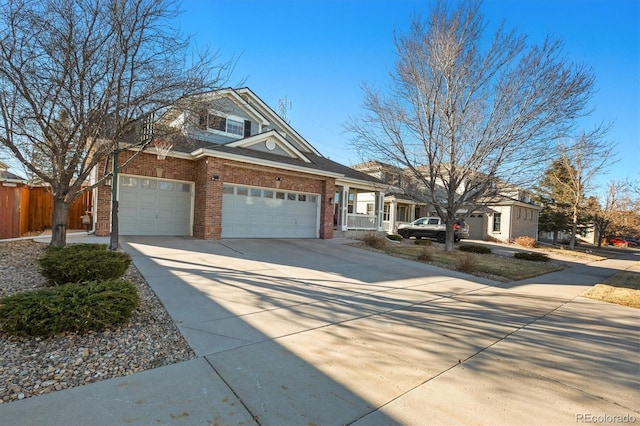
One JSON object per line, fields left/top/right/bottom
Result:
{"left": 347, "top": 213, "right": 377, "bottom": 230}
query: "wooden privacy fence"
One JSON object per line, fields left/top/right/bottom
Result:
{"left": 0, "top": 186, "right": 93, "bottom": 239}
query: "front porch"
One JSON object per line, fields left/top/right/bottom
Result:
{"left": 333, "top": 182, "right": 384, "bottom": 234}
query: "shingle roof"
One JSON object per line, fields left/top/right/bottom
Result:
{"left": 0, "top": 170, "right": 27, "bottom": 183}
{"left": 168, "top": 135, "right": 383, "bottom": 185}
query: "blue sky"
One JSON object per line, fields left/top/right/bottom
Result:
{"left": 180, "top": 0, "right": 639, "bottom": 191}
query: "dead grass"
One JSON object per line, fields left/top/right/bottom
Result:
{"left": 383, "top": 244, "right": 563, "bottom": 281}
{"left": 582, "top": 271, "right": 640, "bottom": 308}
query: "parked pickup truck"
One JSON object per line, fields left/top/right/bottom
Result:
{"left": 397, "top": 217, "right": 469, "bottom": 242}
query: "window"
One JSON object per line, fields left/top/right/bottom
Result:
{"left": 366, "top": 203, "right": 374, "bottom": 215}
{"left": 264, "top": 190, "right": 274, "bottom": 198}
{"left": 237, "top": 187, "right": 248, "bottom": 196}
{"left": 308, "top": 195, "right": 317, "bottom": 203}
{"left": 287, "top": 193, "right": 296, "bottom": 201}
{"left": 493, "top": 213, "right": 502, "bottom": 232}
{"left": 159, "top": 182, "right": 174, "bottom": 191}
{"left": 206, "top": 114, "right": 246, "bottom": 137}
{"left": 250, "top": 188, "right": 261, "bottom": 197}
{"left": 298, "top": 194, "right": 307, "bottom": 202}
{"left": 383, "top": 204, "right": 390, "bottom": 221}
{"left": 121, "top": 177, "right": 137, "bottom": 187}
{"left": 222, "top": 185, "right": 234, "bottom": 194}
{"left": 276, "top": 192, "right": 285, "bottom": 200}
{"left": 226, "top": 119, "right": 243, "bottom": 136}
{"left": 517, "top": 207, "right": 521, "bottom": 220}
{"left": 141, "top": 179, "right": 156, "bottom": 189}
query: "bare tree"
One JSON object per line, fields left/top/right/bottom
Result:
{"left": 546, "top": 130, "right": 616, "bottom": 249}
{"left": 589, "top": 180, "right": 626, "bottom": 248}
{"left": 0, "top": 0, "right": 233, "bottom": 246}
{"left": 346, "top": 0, "right": 600, "bottom": 250}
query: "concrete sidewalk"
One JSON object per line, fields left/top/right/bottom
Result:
{"left": 0, "top": 237, "right": 638, "bottom": 425}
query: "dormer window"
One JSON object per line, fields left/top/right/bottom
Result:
{"left": 202, "top": 112, "right": 251, "bottom": 138}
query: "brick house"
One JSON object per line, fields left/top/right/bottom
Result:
{"left": 93, "top": 88, "right": 384, "bottom": 240}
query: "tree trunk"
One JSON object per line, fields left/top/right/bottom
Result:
{"left": 444, "top": 220, "right": 455, "bottom": 252}
{"left": 50, "top": 197, "right": 70, "bottom": 246}
{"left": 570, "top": 206, "right": 578, "bottom": 249}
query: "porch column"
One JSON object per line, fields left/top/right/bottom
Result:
{"left": 375, "top": 191, "right": 384, "bottom": 231}
{"left": 340, "top": 185, "right": 350, "bottom": 231}
{"left": 389, "top": 199, "right": 396, "bottom": 234}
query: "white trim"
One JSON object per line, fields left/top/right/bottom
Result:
{"left": 235, "top": 87, "right": 322, "bottom": 156}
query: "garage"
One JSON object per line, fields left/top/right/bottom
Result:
{"left": 118, "top": 175, "right": 193, "bottom": 236}
{"left": 221, "top": 184, "right": 319, "bottom": 238}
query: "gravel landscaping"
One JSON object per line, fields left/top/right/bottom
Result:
{"left": 0, "top": 240, "right": 195, "bottom": 404}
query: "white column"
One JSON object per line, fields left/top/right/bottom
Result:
{"left": 376, "top": 191, "right": 384, "bottom": 231}
{"left": 341, "top": 185, "right": 350, "bottom": 231}
{"left": 389, "top": 199, "right": 397, "bottom": 234}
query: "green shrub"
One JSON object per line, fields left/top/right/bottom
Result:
{"left": 414, "top": 239, "right": 433, "bottom": 246}
{"left": 455, "top": 253, "right": 478, "bottom": 273}
{"left": 46, "top": 243, "right": 108, "bottom": 254}
{"left": 360, "top": 232, "right": 387, "bottom": 249}
{"left": 39, "top": 247, "right": 131, "bottom": 285}
{"left": 514, "top": 236, "right": 537, "bottom": 248}
{"left": 0, "top": 280, "right": 139, "bottom": 337}
{"left": 416, "top": 246, "right": 433, "bottom": 262}
{"left": 386, "top": 234, "right": 403, "bottom": 241}
{"left": 514, "top": 252, "right": 549, "bottom": 262}
{"left": 458, "top": 245, "right": 492, "bottom": 254}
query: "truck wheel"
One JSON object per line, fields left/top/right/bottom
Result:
{"left": 437, "top": 232, "right": 445, "bottom": 243}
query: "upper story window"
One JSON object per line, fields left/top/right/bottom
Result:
{"left": 200, "top": 112, "right": 251, "bottom": 138}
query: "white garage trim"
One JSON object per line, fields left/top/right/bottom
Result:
{"left": 221, "top": 184, "right": 320, "bottom": 238}
{"left": 118, "top": 175, "right": 194, "bottom": 236}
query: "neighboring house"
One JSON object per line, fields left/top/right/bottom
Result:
{"left": 353, "top": 160, "right": 541, "bottom": 242}
{"left": 93, "top": 88, "right": 385, "bottom": 240}
{"left": 0, "top": 161, "right": 28, "bottom": 239}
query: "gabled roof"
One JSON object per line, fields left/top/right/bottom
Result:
{"left": 235, "top": 87, "right": 322, "bottom": 157}
{"left": 225, "top": 130, "right": 312, "bottom": 163}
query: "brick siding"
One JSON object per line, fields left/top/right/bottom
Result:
{"left": 95, "top": 151, "right": 335, "bottom": 240}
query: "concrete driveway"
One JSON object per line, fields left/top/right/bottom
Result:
{"left": 1, "top": 237, "right": 637, "bottom": 425}
{"left": 122, "top": 237, "right": 639, "bottom": 425}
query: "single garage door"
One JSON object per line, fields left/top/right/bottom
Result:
{"left": 222, "top": 184, "right": 319, "bottom": 238}
{"left": 118, "top": 175, "right": 193, "bottom": 236}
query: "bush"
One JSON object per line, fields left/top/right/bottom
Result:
{"left": 458, "top": 245, "right": 492, "bottom": 254}
{"left": 360, "top": 232, "right": 387, "bottom": 249}
{"left": 414, "top": 239, "right": 432, "bottom": 246}
{"left": 514, "top": 252, "right": 549, "bottom": 262}
{"left": 386, "top": 234, "right": 403, "bottom": 241}
{"left": 39, "top": 246, "right": 131, "bottom": 285}
{"left": 455, "top": 253, "right": 478, "bottom": 273}
{"left": 416, "top": 246, "right": 433, "bottom": 262}
{"left": 514, "top": 236, "right": 537, "bottom": 248}
{"left": 0, "top": 280, "right": 139, "bottom": 337}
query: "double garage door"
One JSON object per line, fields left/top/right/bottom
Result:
{"left": 221, "top": 184, "right": 320, "bottom": 238}
{"left": 118, "top": 176, "right": 320, "bottom": 238}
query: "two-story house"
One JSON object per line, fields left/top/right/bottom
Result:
{"left": 93, "top": 88, "right": 385, "bottom": 240}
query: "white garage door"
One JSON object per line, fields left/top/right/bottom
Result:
{"left": 118, "top": 175, "right": 193, "bottom": 236}
{"left": 222, "top": 184, "right": 319, "bottom": 238}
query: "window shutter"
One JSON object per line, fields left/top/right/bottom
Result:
{"left": 198, "top": 114, "right": 207, "bottom": 130}
{"left": 244, "top": 120, "right": 251, "bottom": 138}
